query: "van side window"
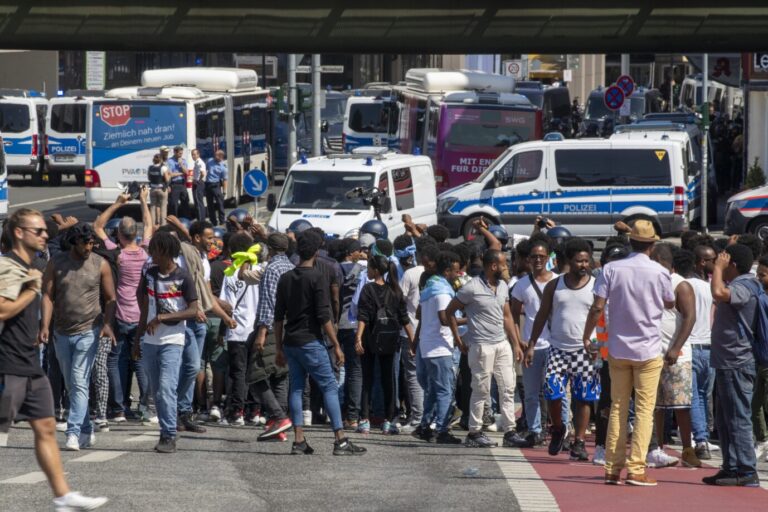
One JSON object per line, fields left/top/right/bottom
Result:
{"left": 555, "top": 149, "right": 613, "bottom": 187}
{"left": 612, "top": 149, "right": 671, "bottom": 186}
{"left": 499, "top": 150, "right": 543, "bottom": 186}
{"left": 378, "top": 171, "right": 389, "bottom": 193}
{"left": 0, "top": 104, "right": 30, "bottom": 133}
{"left": 392, "top": 167, "right": 414, "bottom": 210}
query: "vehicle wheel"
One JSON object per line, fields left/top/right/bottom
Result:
{"left": 462, "top": 214, "right": 497, "bottom": 241}
{"left": 75, "top": 173, "right": 85, "bottom": 186}
{"left": 749, "top": 217, "right": 768, "bottom": 241}
{"left": 31, "top": 171, "right": 43, "bottom": 186}
{"left": 49, "top": 171, "right": 62, "bottom": 187}
{"left": 622, "top": 214, "right": 662, "bottom": 238}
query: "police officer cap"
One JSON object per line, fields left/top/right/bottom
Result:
{"left": 287, "top": 219, "right": 313, "bottom": 234}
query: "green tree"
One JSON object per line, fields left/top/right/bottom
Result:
{"left": 745, "top": 157, "right": 766, "bottom": 189}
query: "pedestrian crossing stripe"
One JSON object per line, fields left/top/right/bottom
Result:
{"left": 655, "top": 150, "right": 666, "bottom": 161}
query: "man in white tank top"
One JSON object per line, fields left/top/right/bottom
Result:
{"left": 525, "top": 238, "right": 598, "bottom": 462}
{"left": 648, "top": 245, "right": 698, "bottom": 470}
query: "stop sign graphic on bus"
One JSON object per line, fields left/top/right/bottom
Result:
{"left": 99, "top": 104, "right": 132, "bottom": 127}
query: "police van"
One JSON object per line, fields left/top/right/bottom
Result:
{"left": 437, "top": 138, "right": 688, "bottom": 238}
{"left": 45, "top": 91, "right": 102, "bottom": 186}
{"left": 267, "top": 147, "right": 437, "bottom": 238}
{"left": 0, "top": 90, "right": 47, "bottom": 185}
{"left": 725, "top": 188, "right": 768, "bottom": 240}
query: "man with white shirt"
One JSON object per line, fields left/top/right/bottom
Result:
{"left": 509, "top": 237, "right": 559, "bottom": 448}
{"left": 190, "top": 149, "right": 207, "bottom": 222}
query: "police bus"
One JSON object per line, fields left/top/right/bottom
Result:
{"left": 85, "top": 68, "right": 272, "bottom": 209}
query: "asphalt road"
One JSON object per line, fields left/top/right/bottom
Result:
{"left": 7, "top": 177, "right": 278, "bottom": 226}
{"left": 1, "top": 422, "right": 520, "bottom": 512}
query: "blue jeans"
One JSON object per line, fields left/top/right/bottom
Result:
{"left": 54, "top": 327, "right": 99, "bottom": 437}
{"left": 109, "top": 320, "right": 137, "bottom": 415}
{"left": 177, "top": 320, "right": 206, "bottom": 414}
{"left": 691, "top": 345, "right": 715, "bottom": 443}
{"left": 339, "top": 329, "right": 362, "bottom": 421}
{"left": 284, "top": 340, "right": 343, "bottom": 431}
{"left": 419, "top": 355, "right": 455, "bottom": 433}
{"left": 522, "top": 348, "right": 547, "bottom": 433}
{"left": 142, "top": 342, "right": 183, "bottom": 438}
{"left": 714, "top": 366, "right": 757, "bottom": 474}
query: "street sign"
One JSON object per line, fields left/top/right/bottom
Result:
{"left": 243, "top": 169, "right": 268, "bottom": 198}
{"left": 503, "top": 60, "right": 522, "bottom": 79}
{"left": 296, "top": 65, "right": 345, "bottom": 74}
{"left": 85, "top": 51, "right": 106, "bottom": 91}
{"left": 619, "top": 99, "right": 631, "bottom": 117}
{"left": 603, "top": 85, "right": 625, "bottom": 111}
{"left": 563, "top": 69, "right": 573, "bottom": 82}
{"left": 616, "top": 74, "right": 635, "bottom": 97}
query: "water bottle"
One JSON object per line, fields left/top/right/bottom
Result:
{"left": 590, "top": 338, "right": 603, "bottom": 370}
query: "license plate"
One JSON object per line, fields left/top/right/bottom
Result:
{"left": 54, "top": 154, "right": 75, "bottom": 162}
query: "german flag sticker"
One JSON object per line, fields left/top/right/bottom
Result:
{"left": 655, "top": 150, "right": 666, "bottom": 161}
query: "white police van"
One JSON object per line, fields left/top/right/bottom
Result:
{"left": 0, "top": 90, "right": 47, "bottom": 185}
{"left": 267, "top": 147, "right": 437, "bottom": 238}
{"left": 725, "top": 187, "right": 768, "bottom": 240}
{"left": 46, "top": 91, "right": 102, "bottom": 187}
{"left": 437, "top": 138, "right": 688, "bottom": 238}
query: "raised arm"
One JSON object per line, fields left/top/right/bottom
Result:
{"left": 94, "top": 193, "right": 130, "bottom": 241}
{"left": 139, "top": 186, "right": 153, "bottom": 241}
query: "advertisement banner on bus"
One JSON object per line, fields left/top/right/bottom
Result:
{"left": 92, "top": 102, "right": 186, "bottom": 179}
{"left": 438, "top": 106, "right": 537, "bottom": 190}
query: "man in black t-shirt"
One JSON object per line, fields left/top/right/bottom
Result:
{"left": 0, "top": 208, "right": 107, "bottom": 511}
{"left": 274, "top": 231, "right": 365, "bottom": 457}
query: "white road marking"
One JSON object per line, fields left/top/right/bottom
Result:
{"left": 0, "top": 471, "right": 49, "bottom": 484}
{"left": 491, "top": 447, "right": 560, "bottom": 512}
{"left": 10, "top": 193, "right": 82, "bottom": 208}
{"left": 69, "top": 450, "right": 127, "bottom": 463}
{"left": 123, "top": 433, "right": 159, "bottom": 443}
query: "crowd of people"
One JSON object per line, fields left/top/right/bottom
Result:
{"left": 2, "top": 187, "right": 768, "bottom": 509}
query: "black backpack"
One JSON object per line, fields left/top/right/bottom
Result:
{"left": 369, "top": 287, "right": 401, "bottom": 355}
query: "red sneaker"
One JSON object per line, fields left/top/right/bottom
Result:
{"left": 257, "top": 417, "right": 293, "bottom": 441}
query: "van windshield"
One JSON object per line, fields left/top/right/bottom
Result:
{"left": 279, "top": 170, "right": 375, "bottom": 210}
{"left": 349, "top": 103, "right": 389, "bottom": 133}
{"left": 0, "top": 103, "right": 30, "bottom": 133}
{"left": 322, "top": 97, "right": 347, "bottom": 123}
{"left": 585, "top": 96, "right": 612, "bottom": 120}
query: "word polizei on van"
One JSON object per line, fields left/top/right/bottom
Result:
{"left": 437, "top": 138, "right": 688, "bottom": 239}
{"left": 267, "top": 147, "right": 437, "bottom": 239}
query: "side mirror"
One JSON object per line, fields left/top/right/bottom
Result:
{"left": 381, "top": 197, "right": 392, "bottom": 214}
{"left": 267, "top": 193, "right": 276, "bottom": 212}
{"left": 321, "top": 120, "right": 329, "bottom": 133}
{"left": 493, "top": 170, "right": 503, "bottom": 188}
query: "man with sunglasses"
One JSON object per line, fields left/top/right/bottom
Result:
{"left": 39, "top": 222, "right": 117, "bottom": 452}
{"left": 0, "top": 209, "right": 108, "bottom": 510}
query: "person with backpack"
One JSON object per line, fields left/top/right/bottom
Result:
{"left": 355, "top": 254, "right": 415, "bottom": 435}
{"left": 702, "top": 244, "right": 761, "bottom": 487}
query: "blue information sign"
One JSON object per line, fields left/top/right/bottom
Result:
{"left": 243, "top": 169, "right": 268, "bottom": 197}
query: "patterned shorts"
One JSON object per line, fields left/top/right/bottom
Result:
{"left": 544, "top": 346, "right": 601, "bottom": 402}
{"left": 656, "top": 361, "right": 692, "bottom": 409}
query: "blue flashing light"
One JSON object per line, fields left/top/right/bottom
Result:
{"left": 365, "top": 157, "right": 373, "bottom": 166}
{"left": 299, "top": 152, "right": 308, "bottom": 164}
{"left": 354, "top": 89, "right": 361, "bottom": 96}
{"left": 413, "top": 147, "right": 421, "bottom": 156}
{"left": 57, "top": 90, "right": 64, "bottom": 96}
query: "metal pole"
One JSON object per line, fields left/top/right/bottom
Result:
{"left": 312, "top": 54, "right": 322, "bottom": 157}
{"left": 701, "top": 53, "right": 710, "bottom": 233}
{"left": 288, "top": 54, "right": 297, "bottom": 167}
{"left": 621, "top": 54, "right": 630, "bottom": 76}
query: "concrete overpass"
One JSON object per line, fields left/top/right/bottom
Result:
{"left": 0, "top": 1, "right": 767, "bottom": 53}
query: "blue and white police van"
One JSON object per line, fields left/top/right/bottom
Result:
{"left": 45, "top": 91, "right": 102, "bottom": 186}
{"left": 725, "top": 187, "right": 768, "bottom": 240}
{"left": 0, "top": 89, "right": 47, "bottom": 185}
{"left": 437, "top": 138, "right": 688, "bottom": 239}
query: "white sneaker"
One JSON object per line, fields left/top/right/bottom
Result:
{"left": 78, "top": 432, "right": 95, "bottom": 449}
{"left": 646, "top": 447, "right": 679, "bottom": 469}
{"left": 755, "top": 440, "right": 768, "bottom": 460}
{"left": 209, "top": 406, "right": 221, "bottom": 422}
{"left": 64, "top": 434, "right": 80, "bottom": 451}
{"left": 149, "top": 416, "right": 159, "bottom": 425}
{"left": 303, "top": 410, "right": 312, "bottom": 426}
{"left": 53, "top": 491, "right": 108, "bottom": 511}
{"left": 706, "top": 441, "right": 720, "bottom": 452}
{"left": 593, "top": 445, "right": 606, "bottom": 466}
{"left": 56, "top": 421, "right": 67, "bottom": 433}
{"left": 232, "top": 415, "right": 245, "bottom": 427}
